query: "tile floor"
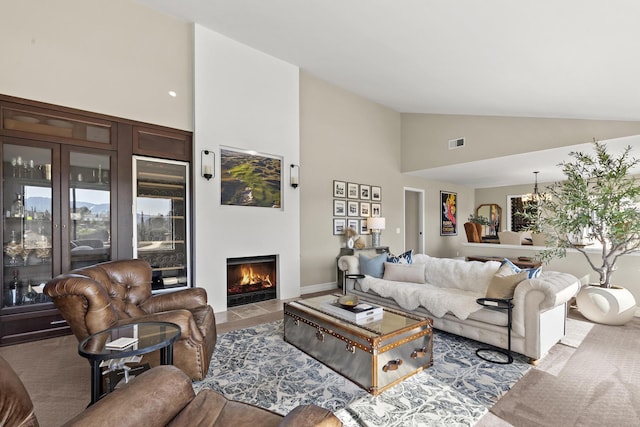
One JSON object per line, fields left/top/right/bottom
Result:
{"left": 215, "top": 290, "right": 333, "bottom": 334}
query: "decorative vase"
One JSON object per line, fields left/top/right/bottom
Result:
{"left": 347, "top": 238, "right": 354, "bottom": 249}
{"left": 576, "top": 285, "right": 636, "bottom": 325}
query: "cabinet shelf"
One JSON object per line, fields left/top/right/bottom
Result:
{"left": 138, "top": 181, "right": 184, "bottom": 189}
{"left": 2, "top": 175, "right": 53, "bottom": 187}
{"left": 151, "top": 266, "right": 186, "bottom": 272}
{"left": 69, "top": 182, "right": 110, "bottom": 190}
{"left": 136, "top": 194, "right": 184, "bottom": 201}
{"left": 137, "top": 215, "right": 184, "bottom": 220}
{"left": 3, "top": 261, "right": 52, "bottom": 269}
{"left": 138, "top": 240, "right": 185, "bottom": 247}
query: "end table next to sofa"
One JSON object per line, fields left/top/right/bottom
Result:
{"left": 475, "top": 297, "right": 514, "bottom": 364}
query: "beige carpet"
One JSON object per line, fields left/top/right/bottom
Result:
{"left": 0, "top": 334, "right": 89, "bottom": 427}
{"left": 489, "top": 316, "right": 640, "bottom": 426}
{"left": 560, "top": 317, "right": 594, "bottom": 348}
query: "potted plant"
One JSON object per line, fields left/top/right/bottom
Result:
{"left": 537, "top": 141, "right": 640, "bottom": 325}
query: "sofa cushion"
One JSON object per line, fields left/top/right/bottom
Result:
{"left": 359, "top": 253, "right": 387, "bottom": 278}
{"left": 414, "top": 254, "right": 501, "bottom": 293}
{"left": 486, "top": 266, "right": 529, "bottom": 299}
{"left": 387, "top": 249, "right": 413, "bottom": 264}
{"left": 382, "top": 262, "right": 426, "bottom": 283}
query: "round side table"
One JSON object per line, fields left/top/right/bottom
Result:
{"left": 79, "top": 321, "right": 181, "bottom": 404}
{"left": 344, "top": 273, "right": 365, "bottom": 294}
{"left": 475, "top": 297, "right": 514, "bottom": 364}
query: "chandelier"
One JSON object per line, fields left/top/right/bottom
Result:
{"left": 522, "top": 171, "right": 551, "bottom": 203}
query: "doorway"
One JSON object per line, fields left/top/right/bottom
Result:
{"left": 404, "top": 187, "right": 425, "bottom": 254}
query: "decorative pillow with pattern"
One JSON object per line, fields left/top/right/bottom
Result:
{"left": 387, "top": 249, "right": 413, "bottom": 265}
{"left": 501, "top": 258, "right": 542, "bottom": 279}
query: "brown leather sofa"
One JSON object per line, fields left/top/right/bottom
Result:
{"left": 0, "top": 355, "right": 342, "bottom": 426}
{"left": 44, "top": 259, "right": 216, "bottom": 380}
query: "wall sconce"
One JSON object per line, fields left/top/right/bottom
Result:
{"left": 290, "top": 164, "right": 300, "bottom": 188}
{"left": 201, "top": 150, "right": 214, "bottom": 180}
{"left": 367, "top": 217, "right": 386, "bottom": 247}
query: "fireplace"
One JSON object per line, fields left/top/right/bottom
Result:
{"left": 227, "top": 255, "right": 277, "bottom": 307}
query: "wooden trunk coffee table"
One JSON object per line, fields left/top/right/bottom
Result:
{"left": 284, "top": 294, "right": 433, "bottom": 395}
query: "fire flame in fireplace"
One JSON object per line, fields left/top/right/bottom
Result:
{"left": 240, "top": 265, "right": 273, "bottom": 287}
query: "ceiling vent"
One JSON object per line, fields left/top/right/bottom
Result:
{"left": 448, "top": 137, "right": 465, "bottom": 150}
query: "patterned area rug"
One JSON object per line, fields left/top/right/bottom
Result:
{"left": 193, "top": 321, "right": 530, "bottom": 426}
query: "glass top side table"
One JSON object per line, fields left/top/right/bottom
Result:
{"left": 475, "top": 297, "right": 514, "bottom": 364}
{"left": 343, "top": 273, "right": 365, "bottom": 294}
{"left": 79, "top": 321, "right": 181, "bottom": 404}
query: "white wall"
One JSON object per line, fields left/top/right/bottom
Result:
{"left": 193, "top": 25, "right": 300, "bottom": 312}
{"left": 0, "top": 0, "right": 193, "bottom": 131}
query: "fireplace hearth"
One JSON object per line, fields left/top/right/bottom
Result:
{"left": 227, "top": 255, "right": 277, "bottom": 307}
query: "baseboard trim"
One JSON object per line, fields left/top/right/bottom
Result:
{"left": 300, "top": 282, "right": 339, "bottom": 295}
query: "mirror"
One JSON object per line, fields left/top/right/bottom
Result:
{"left": 476, "top": 204, "right": 501, "bottom": 238}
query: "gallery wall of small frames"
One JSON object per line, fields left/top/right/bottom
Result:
{"left": 332, "top": 180, "right": 382, "bottom": 235}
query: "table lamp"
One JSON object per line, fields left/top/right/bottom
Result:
{"left": 367, "top": 217, "right": 386, "bottom": 247}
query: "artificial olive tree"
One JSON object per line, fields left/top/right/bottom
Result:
{"left": 538, "top": 141, "right": 640, "bottom": 288}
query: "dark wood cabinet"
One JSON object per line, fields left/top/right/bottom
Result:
{"left": 0, "top": 95, "right": 192, "bottom": 345}
{"left": 133, "top": 125, "right": 192, "bottom": 162}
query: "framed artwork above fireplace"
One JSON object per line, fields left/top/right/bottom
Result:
{"left": 220, "top": 146, "right": 282, "bottom": 209}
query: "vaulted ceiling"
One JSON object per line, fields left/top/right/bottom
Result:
{"left": 137, "top": 0, "right": 640, "bottom": 186}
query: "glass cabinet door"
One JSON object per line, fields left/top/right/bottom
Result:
{"left": 68, "top": 151, "right": 112, "bottom": 270}
{"left": 133, "top": 156, "right": 190, "bottom": 292}
{"left": 3, "top": 144, "right": 53, "bottom": 307}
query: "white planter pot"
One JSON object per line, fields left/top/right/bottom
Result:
{"left": 576, "top": 285, "right": 637, "bottom": 325}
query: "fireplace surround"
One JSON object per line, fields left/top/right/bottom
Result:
{"left": 226, "top": 255, "right": 277, "bottom": 307}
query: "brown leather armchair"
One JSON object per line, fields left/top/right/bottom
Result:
{"left": 0, "top": 355, "right": 342, "bottom": 426}
{"left": 44, "top": 259, "right": 216, "bottom": 380}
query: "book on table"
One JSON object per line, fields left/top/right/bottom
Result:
{"left": 323, "top": 300, "right": 383, "bottom": 322}
{"left": 105, "top": 337, "right": 138, "bottom": 350}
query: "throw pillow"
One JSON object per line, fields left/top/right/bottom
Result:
{"left": 382, "top": 262, "right": 426, "bottom": 284}
{"left": 359, "top": 253, "right": 387, "bottom": 278}
{"left": 501, "top": 258, "right": 542, "bottom": 279}
{"left": 485, "top": 270, "right": 529, "bottom": 299}
{"left": 387, "top": 249, "right": 413, "bottom": 264}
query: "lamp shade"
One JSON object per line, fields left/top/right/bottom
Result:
{"left": 367, "top": 217, "right": 386, "bottom": 231}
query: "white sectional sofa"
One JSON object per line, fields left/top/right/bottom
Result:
{"left": 337, "top": 253, "right": 580, "bottom": 361}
